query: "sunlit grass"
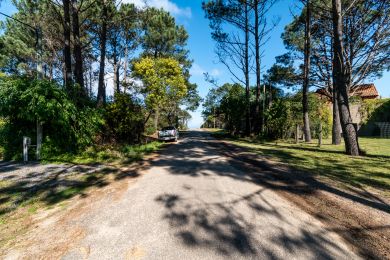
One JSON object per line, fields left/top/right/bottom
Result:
{"left": 222, "top": 135, "right": 390, "bottom": 197}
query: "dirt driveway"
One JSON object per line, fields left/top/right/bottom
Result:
{"left": 1, "top": 131, "right": 376, "bottom": 259}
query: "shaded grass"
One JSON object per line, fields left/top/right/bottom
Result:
{"left": 43, "top": 141, "right": 164, "bottom": 164}
{"left": 216, "top": 133, "right": 390, "bottom": 197}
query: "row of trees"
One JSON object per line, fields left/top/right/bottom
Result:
{"left": 202, "top": 0, "right": 389, "bottom": 155}
{"left": 0, "top": 1, "right": 199, "bottom": 159}
{"left": 203, "top": 0, "right": 279, "bottom": 136}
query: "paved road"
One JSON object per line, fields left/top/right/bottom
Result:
{"left": 10, "top": 131, "right": 360, "bottom": 259}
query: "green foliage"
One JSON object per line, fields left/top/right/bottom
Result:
{"left": 219, "top": 84, "right": 246, "bottom": 134}
{"left": 0, "top": 76, "right": 102, "bottom": 160}
{"left": 202, "top": 83, "right": 246, "bottom": 133}
{"left": 105, "top": 93, "right": 144, "bottom": 144}
{"left": 265, "top": 99, "right": 291, "bottom": 139}
{"left": 359, "top": 98, "right": 390, "bottom": 123}
{"left": 133, "top": 57, "right": 187, "bottom": 113}
{"left": 265, "top": 93, "right": 331, "bottom": 139}
{"left": 0, "top": 118, "right": 5, "bottom": 159}
{"left": 358, "top": 99, "right": 390, "bottom": 136}
{"left": 141, "top": 8, "right": 189, "bottom": 64}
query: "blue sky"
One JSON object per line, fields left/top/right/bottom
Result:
{"left": 1, "top": 0, "right": 389, "bottom": 128}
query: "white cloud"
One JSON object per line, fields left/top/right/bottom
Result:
{"left": 190, "top": 64, "right": 223, "bottom": 78}
{"left": 210, "top": 68, "right": 222, "bottom": 77}
{"left": 190, "top": 63, "right": 205, "bottom": 76}
{"left": 124, "top": 0, "right": 192, "bottom": 18}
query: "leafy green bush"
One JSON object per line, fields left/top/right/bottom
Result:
{"left": 0, "top": 76, "right": 103, "bottom": 160}
{"left": 358, "top": 98, "right": 390, "bottom": 136}
{"left": 360, "top": 98, "right": 390, "bottom": 123}
{"left": 265, "top": 93, "right": 331, "bottom": 140}
{"left": 0, "top": 118, "right": 5, "bottom": 159}
{"left": 105, "top": 93, "right": 145, "bottom": 144}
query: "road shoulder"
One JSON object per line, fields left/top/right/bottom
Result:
{"left": 213, "top": 138, "right": 390, "bottom": 259}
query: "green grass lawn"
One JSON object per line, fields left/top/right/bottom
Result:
{"left": 43, "top": 141, "right": 164, "bottom": 164}
{"left": 224, "top": 136, "right": 390, "bottom": 197}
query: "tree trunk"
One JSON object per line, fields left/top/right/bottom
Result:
{"left": 62, "top": 0, "right": 73, "bottom": 93}
{"left": 244, "top": 1, "right": 251, "bottom": 136}
{"left": 113, "top": 62, "right": 119, "bottom": 93}
{"left": 295, "top": 124, "right": 299, "bottom": 144}
{"left": 332, "top": 86, "right": 342, "bottom": 144}
{"left": 213, "top": 106, "right": 216, "bottom": 128}
{"left": 262, "top": 84, "right": 266, "bottom": 133}
{"left": 71, "top": 0, "right": 85, "bottom": 95}
{"left": 332, "top": 0, "right": 360, "bottom": 155}
{"left": 154, "top": 108, "right": 159, "bottom": 131}
{"left": 89, "top": 62, "right": 93, "bottom": 97}
{"left": 302, "top": 0, "right": 312, "bottom": 142}
{"left": 318, "top": 121, "right": 322, "bottom": 147}
{"left": 112, "top": 36, "right": 120, "bottom": 94}
{"left": 123, "top": 45, "right": 128, "bottom": 87}
{"left": 254, "top": 0, "right": 261, "bottom": 134}
{"left": 97, "top": 1, "right": 107, "bottom": 107}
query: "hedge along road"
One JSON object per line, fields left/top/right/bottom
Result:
{"left": 3, "top": 130, "right": 359, "bottom": 259}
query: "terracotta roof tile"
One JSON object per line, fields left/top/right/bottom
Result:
{"left": 350, "top": 84, "right": 379, "bottom": 98}
{"left": 316, "top": 84, "right": 379, "bottom": 99}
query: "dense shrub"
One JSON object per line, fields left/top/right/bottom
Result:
{"left": 0, "top": 76, "right": 103, "bottom": 160}
{"left": 265, "top": 93, "right": 331, "bottom": 140}
{"left": 105, "top": 93, "right": 144, "bottom": 144}
{"left": 358, "top": 98, "right": 390, "bottom": 136}
{"left": 360, "top": 98, "right": 390, "bottom": 123}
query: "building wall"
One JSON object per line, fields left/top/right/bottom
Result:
{"left": 327, "top": 103, "right": 362, "bottom": 125}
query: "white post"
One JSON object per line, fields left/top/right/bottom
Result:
{"left": 36, "top": 120, "right": 42, "bottom": 160}
{"left": 23, "top": 136, "right": 30, "bottom": 162}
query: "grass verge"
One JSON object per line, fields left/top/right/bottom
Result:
{"left": 214, "top": 132, "right": 390, "bottom": 198}
{"left": 43, "top": 141, "right": 164, "bottom": 164}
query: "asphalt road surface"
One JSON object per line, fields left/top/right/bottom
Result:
{"left": 13, "top": 131, "right": 361, "bottom": 259}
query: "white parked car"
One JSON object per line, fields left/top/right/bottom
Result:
{"left": 158, "top": 126, "right": 179, "bottom": 142}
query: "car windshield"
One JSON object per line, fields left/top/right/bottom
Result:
{"left": 162, "top": 126, "right": 175, "bottom": 131}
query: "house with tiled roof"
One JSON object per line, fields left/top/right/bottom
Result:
{"left": 315, "top": 83, "right": 379, "bottom": 101}
{"left": 315, "top": 84, "right": 388, "bottom": 136}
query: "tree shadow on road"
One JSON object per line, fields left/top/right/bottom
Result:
{"left": 154, "top": 189, "right": 350, "bottom": 259}
{"left": 150, "top": 131, "right": 390, "bottom": 259}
